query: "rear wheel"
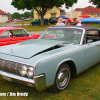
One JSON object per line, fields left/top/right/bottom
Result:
{"left": 51, "top": 63, "right": 71, "bottom": 93}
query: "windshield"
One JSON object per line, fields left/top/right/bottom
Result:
{"left": 39, "top": 28, "right": 83, "bottom": 44}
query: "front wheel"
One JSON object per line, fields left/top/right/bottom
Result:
{"left": 51, "top": 63, "right": 71, "bottom": 93}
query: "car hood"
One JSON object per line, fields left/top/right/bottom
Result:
{"left": 0, "top": 39, "right": 64, "bottom": 59}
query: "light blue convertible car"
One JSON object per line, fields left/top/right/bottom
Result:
{"left": 0, "top": 26, "right": 100, "bottom": 92}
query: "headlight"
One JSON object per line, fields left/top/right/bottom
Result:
{"left": 27, "top": 67, "right": 34, "bottom": 78}
{"left": 20, "top": 66, "right": 27, "bottom": 76}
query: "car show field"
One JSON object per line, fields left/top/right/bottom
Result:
{"left": 1, "top": 0, "right": 100, "bottom": 98}
{"left": 0, "top": 23, "right": 100, "bottom": 99}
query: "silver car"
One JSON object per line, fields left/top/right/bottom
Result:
{"left": 0, "top": 26, "right": 99, "bottom": 92}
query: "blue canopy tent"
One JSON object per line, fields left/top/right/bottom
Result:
{"left": 81, "top": 17, "right": 100, "bottom": 24}
{"left": 57, "top": 15, "right": 68, "bottom": 19}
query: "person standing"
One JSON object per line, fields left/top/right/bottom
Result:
{"left": 56, "top": 18, "right": 65, "bottom": 26}
{"left": 76, "top": 19, "right": 82, "bottom": 26}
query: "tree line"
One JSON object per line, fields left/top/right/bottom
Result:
{"left": 10, "top": 10, "right": 33, "bottom": 19}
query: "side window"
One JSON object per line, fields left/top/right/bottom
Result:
{"left": 85, "top": 30, "right": 100, "bottom": 44}
{"left": 11, "top": 29, "right": 28, "bottom": 37}
{"left": 0, "top": 31, "right": 9, "bottom": 38}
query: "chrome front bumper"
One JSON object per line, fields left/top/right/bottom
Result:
{"left": 0, "top": 70, "right": 46, "bottom": 91}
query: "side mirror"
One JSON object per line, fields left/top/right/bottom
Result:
{"left": 87, "top": 39, "right": 93, "bottom": 43}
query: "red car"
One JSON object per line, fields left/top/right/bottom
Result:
{"left": 0, "top": 27, "right": 40, "bottom": 46}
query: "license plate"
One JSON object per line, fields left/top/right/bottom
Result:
{"left": 2, "top": 76, "right": 12, "bottom": 82}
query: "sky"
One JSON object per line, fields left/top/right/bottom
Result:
{"left": 0, "top": 0, "right": 30, "bottom": 14}
{"left": 62, "top": 0, "right": 96, "bottom": 12}
{"left": 0, "top": 0, "right": 96, "bottom": 14}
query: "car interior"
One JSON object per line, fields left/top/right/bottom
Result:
{"left": 0, "top": 30, "right": 29, "bottom": 39}
{"left": 84, "top": 30, "right": 100, "bottom": 44}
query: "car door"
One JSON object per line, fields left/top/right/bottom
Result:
{"left": 83, "top": 30, "right": 99, "bottom": 69}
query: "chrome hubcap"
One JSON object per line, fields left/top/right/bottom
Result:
{"left": 57, "top": 68, "right": 69, "bottom": 89}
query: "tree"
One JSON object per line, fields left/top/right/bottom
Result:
{"left": 24, "top": 12, "right": 31, "bottom": 18}
{"left": 11, "top": 0, "right": 77, "bottom": 25}
{"left": 89, "top": 0, "right": 100, "bottom": 8}
{"left": 20, "top": 13, "right": 24, "bottom": 17}
{"left": 11, "top": 12, "right": 21, "bottom": 19}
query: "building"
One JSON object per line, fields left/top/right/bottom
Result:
{"left": 0, "top": 9, "right": 8, "bottom": 23}
{"left": 66, "top": 11, "right": 81, "bottom": 19}
{"left": 34, "top": 6, "right": 66, "bottom": 20}
{"left": 66, "top": 6, "right": 100, "bottom": 19}
{"left": 75, "top": 6, "right": 100, "bottom": 17}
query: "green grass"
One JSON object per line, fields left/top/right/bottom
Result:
{"left": 14, "top": 20, "right": 54, "bottom": 32}
{"left": 15, "top": 22, "right": 100, "bottom": 32}
{"left": 15, "top": 20, "right": 32, "bottom": 24}
{"left": 0, "top": 63, "right": 100, "bottom": 100}
{"left": 19, "top": 24, "right": 52, "bottom": 32}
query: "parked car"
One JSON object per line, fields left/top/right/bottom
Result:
{"left": 49, "top": 17, "right": 57, "bottom": 24}
{"left": 0, "top": 27, "right": 40, "bottom": 46}
{"left": 24, "top": 18, "right": 33, "bottom": 21}
{"left": 0, "top": 26, "right": 100, "bottom": 92}
{"left": 30, "top": 19, "right": 48, "bottom": 25}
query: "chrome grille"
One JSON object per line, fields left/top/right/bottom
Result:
{"left": 0, "top": 58, "right": 4, "bottom": 70}
{"left": 0, "top": 58, "right": 23, "bottom": 75}
{"left": 0, "top": 58, "right": 34, "bottom": 78}
{"left": 3, "top": 60, "right": 10, "bottom": 72}
{"left": 10, "top": 61, "right": 17, "bottom": 73}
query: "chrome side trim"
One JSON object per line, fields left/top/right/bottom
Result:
{"left": 35, "top": 46, "right": 83, "bottom": 67}
{"left": 0, "top": 70, "right": 35, "bottom": 83}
